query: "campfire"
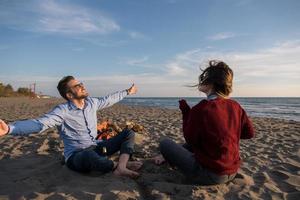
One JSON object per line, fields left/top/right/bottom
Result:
{"left": 96, "top": 120, "right": 145, "bottom": 140}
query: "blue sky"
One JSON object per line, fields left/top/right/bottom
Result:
{"left": 0, "top": 0, "right": 300, "bottom": 97}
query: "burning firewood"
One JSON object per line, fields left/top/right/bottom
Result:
{"left": 96, "top": 120, "right": 145, "bottom": 140}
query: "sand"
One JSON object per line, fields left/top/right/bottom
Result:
{"left": 0, "top": 97, "right": 299, "bottom": 200}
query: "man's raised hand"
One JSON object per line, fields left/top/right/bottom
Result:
{"left": 0, "top": 119, "right": 9, "bottom": 137}
{"left": 127, "top": 84, "right": 137, "bottom": 95}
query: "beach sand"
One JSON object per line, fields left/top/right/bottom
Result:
{"left": 0, "top": 97, "right": 299, "bottom": 200}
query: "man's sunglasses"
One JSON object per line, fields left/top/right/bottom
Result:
{"left": 69, "top": 82, "right": 84, "bottom": 91}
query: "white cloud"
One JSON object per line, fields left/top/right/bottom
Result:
{"left": 122, "top": 56, "right": 149, "bottom": 66}
{"left": 166, "top": 62, "right": 189, "bottom": 76}
{"left": 0, "top": 73, "right": 199, "bottom": 97}
{"left": 162, "top": 40, "right": 300, "bottom": 96}
{"left": 208, "top": 32, "right": 236, "bottom": 41}
{"left": 128, "top": 31, "right": 148, "bottom": 39}
{"left": 226, "top": 40, "right": 300, "bottom": 81}
{"left": 37, "top": 1, "right": 120, "bottom": 34}
{"left": 167, "top": 40, "right": 300, "bottom": 79}
{"left": 96, "top": 40, "right": 300, "bottom": 96}
{"left": 0, "top": 0, "right": 120, "bottom": 35}
{"left": 164, "top": 48, "right": 211, "bottom": 77}
{"left": 79, "top": 74, "right": 199, "bottom": 97}
{"left": 119, "top": 56, "right": 165, "bottom": 69}
{"left": 2, "top": 40, "right": 300, "bottom": 97}
{"left": 73, "top": 37, "right": 128, "bottom": 47}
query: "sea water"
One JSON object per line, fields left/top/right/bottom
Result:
{"left": 120, "top": 97, "right": 300, "bottom": 121}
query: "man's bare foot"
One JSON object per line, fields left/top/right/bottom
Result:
{"left": 127, "top": 161, "right": 143, "bottom": 171}
{"left": 151, "top": 154, "right": 165, "bottom": 165}
{"left": 113, "top": 167, "right": 140, "bottom": 178}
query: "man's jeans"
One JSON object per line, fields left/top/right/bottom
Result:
{"left": 159, "top": 137, "right": 236, "bottom": 185}
{"left": 66, "top": 129, "right": 135, "bottom": 173}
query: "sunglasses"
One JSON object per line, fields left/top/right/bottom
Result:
{"left": 68, "top": 82, "right": 84, "bottom": 91}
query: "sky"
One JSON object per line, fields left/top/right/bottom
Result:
{"left": 0, "top": 0, "right": 300, "bottom": 97}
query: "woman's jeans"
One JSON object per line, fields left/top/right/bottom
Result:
{"left": 159, "top": 137, "right": 236, "bottom": 185}
{"left": 66, "top": 129, "right": 135, "bottom": 173}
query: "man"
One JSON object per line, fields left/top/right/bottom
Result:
{"left": 0, "top": 76, "right": 142, "bottom": 178}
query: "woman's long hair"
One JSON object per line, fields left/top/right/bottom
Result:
{"left": 191, "top": 60, "right": 233, "bottom": 97}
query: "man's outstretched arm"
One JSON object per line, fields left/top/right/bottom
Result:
{"left": 0, "top": 118, "right": 43, "bottom": 137}
{"left": 94, "top": 84, "right": 137, "bottom": 110}
{"left": 0, "top": 105, "right": 64, "bottom": 137}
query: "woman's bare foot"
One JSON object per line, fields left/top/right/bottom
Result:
{"left": 127, "top": 161, "right": 143, "bottom": 171}
{"left": 113, "top": 167, "right": 140, "bottom": 178}
{"left": 151, "top": 154, "right": 165, "bottom": 165}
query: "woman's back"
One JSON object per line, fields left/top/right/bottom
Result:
{"left": 183, "top": 97, "right": 254, "bottom": 175}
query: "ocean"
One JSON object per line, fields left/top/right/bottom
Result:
{"left": 120, "top": 97, "right": 300, "bottom": 122}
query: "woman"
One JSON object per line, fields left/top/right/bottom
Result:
{"left": 153, "top": 60, "right": 254, "bottom": 185}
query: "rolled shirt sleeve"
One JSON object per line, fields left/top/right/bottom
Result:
{"left": 9, "top": 106, "right": 64, "bottom": 136}
{"left": 9, "top": 119, "right": 43, "bottom": 136}
{"left": 93, "top": 90, "right": 128, "bottom": 110}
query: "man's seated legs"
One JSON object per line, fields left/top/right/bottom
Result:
{"left": 96, "top": 129, "right": 142, "bottom": 178}
{"left": 66, "top": 147, "right": 114, "bottom": 173}
{"left": 66, "top": 129, "right": 142, "bottom": 178}
{"left": 96, "top": 128, "right": 135, "bottom": 156}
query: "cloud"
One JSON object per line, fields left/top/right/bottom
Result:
{"left": 73, "top": 37, "right": 128, "bottom": 47}
{"left": 78, "top": 74, "right": 198, "bottom": 97}
{"left": 166, "top": 62, "right": 189, "bottom": 76}
{"left": 0, "top": 73, "right": 199, "bottom": 97}
{"left": 208, "top": 32, "right": 236, "bottom": 41}
{"left": 0, "top": 0, "right": 120, "bottom": 35}
{"left": 226, "top": 40, "right": 300, "bottom": 81}
{"left": 2, "top": 40, "right": 300, "bottom": 97}
{"left": 168, "top": 40, "right": 300, "bottom": 78}
{"left": 115, "top": 40, "right": 300, "bottom": 96}
{"left": 38, "top": 1, "right": 120, "bottom": 34}
{"left": 122, "top": 56, "right": 149, "bottom": 66}
{"left": 164, "top": 49, "right": 208, "bottom": 77}
{"left": 162, "top": 40, "right": 300, "bottom": 96}
{"left": 119, "top": 56, "right": 164, "bottom": 69}
{"left": 128, "top": 31, "right": 148, "bottom": 39}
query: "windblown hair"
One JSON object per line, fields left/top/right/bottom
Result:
{"left": 57, "top": 76, "right": 75, "bottom": 100}
{"left": 198, "top": 60, "right": 233, "bottom": 97}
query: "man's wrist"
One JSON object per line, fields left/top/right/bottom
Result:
{"left": 126, "top": 89, "right": 130, "bottom": 95}
{"left": 6, "top": 125, "right": 10, "bottom": 135}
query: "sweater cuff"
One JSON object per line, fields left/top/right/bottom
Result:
{"left": 181, "top": 107, "right": 190, "bottom": 117}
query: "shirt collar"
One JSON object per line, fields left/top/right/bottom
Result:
{"left": 68, "top": 98, "right": 88, "bottom": 110}
{"left": 207, "top": 93, "right": 218, "bottom": 100}
{"left": 68, "top": 101, "right": 77, "bottom": 110}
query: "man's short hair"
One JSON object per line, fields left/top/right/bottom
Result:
{"left": 57, "top": 76, "right": 75, "bottom": 100}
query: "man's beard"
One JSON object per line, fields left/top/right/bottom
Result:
{"left": 71, "top": 91, "right": 88, "bottom": 100}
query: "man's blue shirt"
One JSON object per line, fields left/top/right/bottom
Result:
{"left": 9, "top": 90, "right": 128, "bottom": 161}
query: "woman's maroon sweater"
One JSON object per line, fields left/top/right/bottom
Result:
{"left": 180, "top": 97, "right": 254, "bottom": 175}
